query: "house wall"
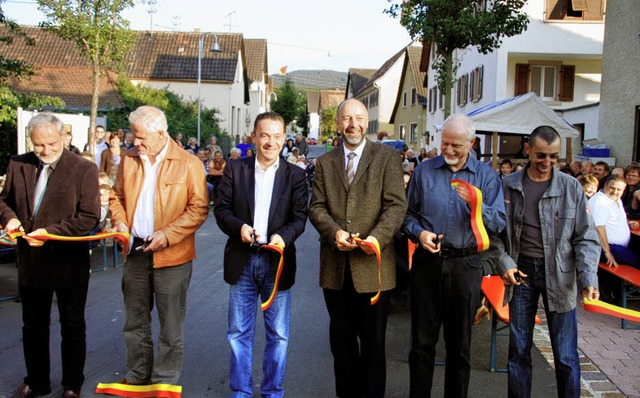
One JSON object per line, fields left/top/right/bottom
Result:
{"left": 308, "top": 112, "right": 319, "bottom": 140}
{"left": 376, "top": 55, "right": 405, "bottom": 136}
{"left": 425, "top": 0, "right": 604, "bottom": 155}
{"left": 598, "top": 0, "right": 640, "bottom": 166}
{"left": 131, "top": 50, "right": 248, "bottom": 139}
{"left": 558, "top": 104, "right": 600, "bottom": 154}
{"left": 394, "top": 67, "right": 426, "bottom": 149}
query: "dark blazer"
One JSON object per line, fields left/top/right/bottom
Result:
{"left": 214, "top": 156, "right": 308, "bottom": 290}
{"left": 309, "top": 140, "right": 407, "bottom": 293}
{"left": 0, "top": 149, "right": 100, "bottom": 288}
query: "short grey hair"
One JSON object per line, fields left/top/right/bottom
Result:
{"left": 128, "top": 106, "right": 168, "bottom": 135}
{"left": 230, "top": 148, "right": 241, "bottom": 155}
{"left": 27, "top": 113, "right": 65, "bottom": 138}
{"left": 442, "top": 114, "right": 476, "bottom": 140}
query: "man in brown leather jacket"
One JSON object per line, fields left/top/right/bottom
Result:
{"left": 109, "top": 105, "right": 209, "bottom": 386}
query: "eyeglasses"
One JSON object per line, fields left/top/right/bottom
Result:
{"left": 534, "top": 153, "right": 559, "bottom": 160}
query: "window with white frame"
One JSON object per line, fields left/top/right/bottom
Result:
{"left": 530, "top": 65, "right": 557, "bottom": 100}
{"left": 399, "top": 124, "right": 406, "bottom": 140}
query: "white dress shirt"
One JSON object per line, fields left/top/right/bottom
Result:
{"left": 131, "top": 139, "right": 169, "bottom": 240}
{"left": 253, "top": 158, "right": 279, "bottom": 244}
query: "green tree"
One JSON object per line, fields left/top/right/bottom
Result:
{"left": 386, "top": 0, "right": 528, "bottom": 117}
{"left": 320, "top": 105, "right": 337, "bottom": 142}
{"left": 37, "top": 0, "right": 135, "bottom": 156}
{"left": 270, "top": 78, "right": 304, "bottom": 127}
{"left": 0, "top": 86, "right": 65, "bottom": 174}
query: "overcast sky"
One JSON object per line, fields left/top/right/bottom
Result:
{"left": 4, "top": 0, "right": 414, "bottom": 74}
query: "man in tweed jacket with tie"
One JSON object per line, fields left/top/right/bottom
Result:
{"left": 309, "top": 98, "right": 407, "bottom": 398}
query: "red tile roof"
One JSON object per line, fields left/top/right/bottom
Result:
{"left": 0, "top": 26, "right": 262, "bottom": 109}
{"left": 8, "top": 67, "right": 122, "bottom": 110}
{"left": 243, "top": 38, "right": 267, "bottom": 83}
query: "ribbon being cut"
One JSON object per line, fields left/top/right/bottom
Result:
{"left": 450, "top": 179, "right": 490, "bottom": 253}
{"left": 7, "top": 230, "right": 131, "bottom": 255}
{"left": 95, "top": 382, "right": 181, "bottom": 398}
{"left": 351, "top": 237, "right": 382, "bottom": 305}
{"left": 583, "top": 297, "right": 640, "bottom": 323}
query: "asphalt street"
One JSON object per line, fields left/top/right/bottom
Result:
{"left": 0, "top": 210, "right": 558, "bottom": 397}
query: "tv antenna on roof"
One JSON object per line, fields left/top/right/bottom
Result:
{"left": 222, "top": 11, "right": 237, "bottom": 32}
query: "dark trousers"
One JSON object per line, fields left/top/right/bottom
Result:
{"left": 20, "top": 282, "right": 89, "bottom": 392}
{"left": 409, "top": 250, "right": 482, "bottom": 398}
{"left": 323, "top": 261, "right": 390, "bottom": 398}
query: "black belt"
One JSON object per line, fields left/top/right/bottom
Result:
{"left": 439, "top": 246, "right": 478, "bottom": 258}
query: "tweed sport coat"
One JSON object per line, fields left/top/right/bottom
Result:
{"left": 309, "top": 140, "right": 407, "bottom": 293}
{"left": 0, "top": 149, "right": 100, "bottom": 288}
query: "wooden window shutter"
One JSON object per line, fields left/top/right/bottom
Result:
{"left": 572, "top": 0, "right": 588, "bottom": 11}
{"left": 515, "top": 64, "right": 530, "bottom": 96}
{"left": 546, "top": 0, "right": 565, "bottom": 19}
{"left": 478, "top": 65, "right": 484, "bottom": 101}
{"left": 584, "top": 0, "right": 603, "bottom": 20}
{"left": 469, "top": 70, "right": 476, "bottom": 102}
{"left": 559, "top": 65, "right": 575, "bottom": 102}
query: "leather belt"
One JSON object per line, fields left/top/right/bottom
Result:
{"left": 439, "top": 246, "right": 478, "bottom": 258}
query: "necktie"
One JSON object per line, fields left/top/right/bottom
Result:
{"left": 346, "top": 152, "right": 356, "bottom": 185}
{"left": 33, "top": 164, "right": 50, "bottom": 216}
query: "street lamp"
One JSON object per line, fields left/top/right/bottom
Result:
{"left": 197, "top": 33, "right": 222, "bottom": 146}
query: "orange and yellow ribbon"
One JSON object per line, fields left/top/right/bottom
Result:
{"left": 352, "top": 237, "right": 382, "bottom": 305}
{"left": 8, "top": 230, "right": 131, "bottom": 255}
{"left": 259, "top": 243, "right": 285, "bottom": 311}
{"left": 583, "top": 297, "right": 640, "bottom": 323}
{"left": 450, "top": 179, "right": 490, "bottom": 252}
{"left": 95, "top": 382, "right": 181, "bottom": 398}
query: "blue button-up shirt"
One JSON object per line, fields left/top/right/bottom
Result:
{"left": 403, "top": 155, "right": 506, "bottom": 249}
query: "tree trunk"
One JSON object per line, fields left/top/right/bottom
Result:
{"left": 444, "top": 50, "right": 453, "bottom": 118}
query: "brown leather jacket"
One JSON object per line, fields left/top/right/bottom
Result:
{"left": 109, "top": 138, "right": 209, "bottom": 267}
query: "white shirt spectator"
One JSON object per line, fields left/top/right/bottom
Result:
{"left": 588, "top": 191, "right": 631, "bottom": 246}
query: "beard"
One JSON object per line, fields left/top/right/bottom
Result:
{"left": 343, "top": 128, "right": 365, "bottom": 147}
{"left": 444, "top": 154, "right": 462, "bottom": 166}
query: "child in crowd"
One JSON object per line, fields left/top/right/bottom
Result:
{"left": 581, "top": 174, "right": 599, "bottom": 200}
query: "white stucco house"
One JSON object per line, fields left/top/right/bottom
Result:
{"left": 423, "top": 0, "right": 605, "bottom": 160}
{"left": 346, "top": 46, "right": 409, "bottom": 138}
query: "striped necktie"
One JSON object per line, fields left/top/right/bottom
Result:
{"left": 33, "top": 164, "right": 50, "bottom": 216}
{"left": 346, "top": 152, "right": 356, "bottom": 185}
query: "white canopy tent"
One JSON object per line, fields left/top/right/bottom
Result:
{"left": 466, "top": 93, "right": 580, "bottom": 166}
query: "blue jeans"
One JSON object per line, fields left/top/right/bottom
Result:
{"left": 508, "top": 257, "right": 580, "bottom": 398}
{"left": 228, "top": 252, "right": 291, "bottom": 398}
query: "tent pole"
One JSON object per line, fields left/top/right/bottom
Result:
{"left": 492, "top": 131, "right": 499, "bottom": 170}
{"left": 566, "top": 137, "right": 573, "bottom": 163}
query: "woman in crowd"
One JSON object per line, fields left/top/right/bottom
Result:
{"left": 418, "top": 147, "right": 428, "bottom": 162}
{"left": 622, "top": 164, "right": 640, "bottom": 219}
{"left": 208, "top": 150, "right": 226, "bottom": 203}
{"left": 282, "top": 138, "right": 295, "bottom": 158}
{"left": 245, "top": 147, "right": 255, "bottom": 158}
{"left": 100, "top": 130, "right": 123, "bottom": 186}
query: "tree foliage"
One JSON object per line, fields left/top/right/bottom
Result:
{"left": 37, "top": 0, "right": 136, "bottom": 153}
{"left": 386, "top": 0, "right": 528, "bottom": 117}
{"left": 320, "top": 105, "right": 337, "bottom": 141}
{"left": 106, "top": 77, "right": 223, "bottom": 145}
{"left": 270, "top": 79, "right": 305, "bottom": 129}
{"left": 0, "top": 0, "right": 35, "bottom": 84}
{"left": 0, "top": 86, "right": 65, "bottom": 174}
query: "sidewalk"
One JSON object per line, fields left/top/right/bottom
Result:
{"left": 533, "top": 298, "right": 640, "bottom": 397}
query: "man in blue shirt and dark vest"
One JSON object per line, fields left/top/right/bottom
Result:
{"left": 403, "top": 114, "right": 506, "bottom": 397}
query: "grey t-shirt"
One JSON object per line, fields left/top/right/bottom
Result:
{"left": 519, "top": 172, "right": 551, "bottom": 258}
